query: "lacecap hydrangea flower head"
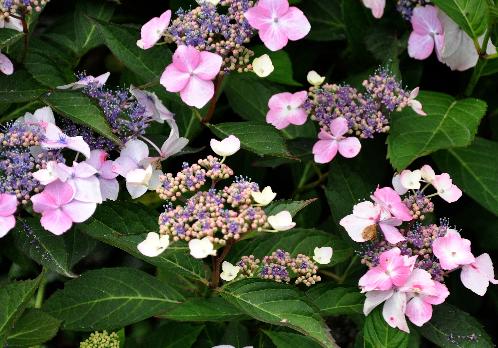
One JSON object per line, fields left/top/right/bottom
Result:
{"left": 136, "top": 0, "right": 311, "bottom": 108}
{"left": 339, "top": 164, "right": 497, "bottom": 332}
{"left": 266, "top": 67, "right": 425, "bottom": 165}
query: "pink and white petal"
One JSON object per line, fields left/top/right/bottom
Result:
{"left": 259, "top": 0, "right": 289, "bottom": 16}
{"left": 268, "top": 92, "right": 294, "bottom": 109}
{"left": 411, "top": 6, "right": 442, "bottom": 34}
{"left": 379, "top": 222, "right": 406, "bottom": 244}
{"left": 72, "top": 176, "right": 102, "bottom": 204}
{"left": 244, "top": 6, "right": 272, "bottom": 30}
{"left": 121, "top": 140, "right": 149, "bottom": 164}
{"left": 362, "top": 0, "right": 386, "bottom": 19}
{"left": 44, "top": 180, "right": 75, "bottom": 206}
{"left": 440, "top": 32, "right": 478, "bottom": 71}
{"left": 259, "top": 24, "right": 289, "bottom": 51}
{"left": 160, "top": 64, "right": 191, "bottom": 93}
{"left": 359, "top": 267, "right": 394, "bottom": 291}
{"left": 439, "top": 185, "right": 462, "bottom": 203}
{"left": 352, "top": 201, "right": 380, "bottom": 219}
{"left": 340, "top": 214, "right": 374, "bottom": 243}
{"left": 286, "top": 108, "right": 307, "bottom": 126}
{"left": 409, "top": 99, "right": 427, "bottom": 116}
{"left": 99, "top": 161, "right": 119, "bottom": 180}
{"left": 424, "top": 281, "right": 450, "bottom": 305}
{"left": 405, "top": 296, "right": 433, "bottom": 327}
{"left": 0, "top": 52, "right": 13, "bottom": 75}
{"left": 180, "top": 76, "right": 214, "bottom": 108}
{"left": 408, "top": 32, "right": 434, "bottom": 60}
{"left": 392, "top": 174, "right": 409, "bottom": 195}
{"left": 138, "top": 17, "right": 163, "bottom": 49}
{"left": 4, "top": 17, "right": 23, "bottom": 32}
{"left": 330, "top": 117, "right": 349, "bottom": 137}
{"left": 100, "top": 178, "right": 120, "bottom": 201}
{"left": 31, "top": 192, "right": 58, "bottom": 213}
{"left": 73, "top": 162, "right": 98, "bottom": 178}
{"left": 114, "top": 156, "right": 138, "bottom": 177}
{"left": 0, "top": 215, "right": 16, "bottom": 238}
{"left": 289, "top": 91, "right": 308, "bottom": 108}
{"left": 40, "top": 209, "right": 73, "bottom": 235}
{"left": 172, "top": 45, "right": 201, "bottom": 72}
{"left": 85, "top": 150, "right": 106, "bottom": 170}
{"left": 194, "top": 51, "right": 223, "bottom": 80}
{"left": 126, "top": 182, "right": 148, "bottom": 199}
{"left": 266, "top": 108, "right": 290, "bottom": 129}
{"left": 382, "top": 291, "right": 410, "bottom": 333}
{"left": 474, "top": 253, "right": 497, "bottom": 282}
{"left": 148, "top": 170, "right": 163, "bottom": 191}
{"left": 312, "top": 138, "right": 338, "bottom": 164}
{"left": 364, "top": 290, "right": 394, "bottom": 316}
{"left": 0, "top": 194, "right": 18, "bottom": 217}
{"left": 461, "top": 264, "right": 490, "bottom": 296}
{"left": 33, "top": 106, "right": 56, "bottom": 125}
{"left": 279, "top": 7, "right": 311, "bottom": 41}
{"left": 338, "top": 137, "right": 361, "bottom": 158}
{"left": 66, "top": 136, "right": 91, "bottom": 158}
{"left": 62, "top": 201, "right": 97, "bottom": 223}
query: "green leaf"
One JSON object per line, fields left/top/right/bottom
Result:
{"left": 79, "top": 202, "right": 209, "bottom": 284}
{"left": 159, "top": 297, "right": 247, "bottom": 321}
{"left": 228, "top": 228, "right": 352, "bottom": 267}
{"left": 265, "top": 199, "right": 317, "bottom": 217}
{"left": 41, "top": 90, "right": 120, "bottom": 144}
{"left": 74, "top": 0, "right": 115, "bottom": 54}
{"left": 0, "top": 70, "right": 47, "bottom": 103}
{"left": 264, "top": 330, "right": 322, "bottom": 348}
{"left": 306, "top": 285, "right": 364, "bottom": 316}
{"left": 301, "top": 0, "right": 345, "bottom": 41}
{"left": 225, "top": 73, "right": 281, "bottom": 122}
{"left": 387, "top": 91, "right": 487, "bottom": 170}
{"left": 13, "top": 218, "right": 85, "bottom": 278}
{"left": 209, "top": 121, "right": 291, "bottom": 158}
{"left": 142, "top": 322, "right": 204, "bottom": 348}
{"left": 252, "top": 46, "right": 301, "bottom": 86}
{"left": 363, "top": 308, "right": 409, "bottom": 348}
{"left": 418, "top": 304, "right": 493, "bottom": 347}
{"left": 0, "top": 275, "right": 42, "bottom": 340}
{"left": 220, "top": 279, "right": 338, "bottom": 348}
{"left": 6, "top": 309, "right": 61, "bottom": 347}
{"left": 432, "top": 0, "right": 489, "bottom": 38}
{"left": 92, "top": 19, "right": 171, "bottom": 81}
{"left": 432, "top": 137, "right": 498, "bottom": 216}
{"left": 43, "top": 267, "right": 184, "bottom": 331}
{"left": 0, "top": 28, "right": 24, "bottom": 49}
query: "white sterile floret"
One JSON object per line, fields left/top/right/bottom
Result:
{"left": 313, "top": 246, "right": 333, "bottom": 265}
{"left": 210, "top": 135, "right": 241, "bottom": 157}
{"left": 220, "top": 261, "right": 241, "bottom": 281}
{"left": 251, "top": 186, "right": 277, "bottom": 206}
{"left": 137, "top": 232, "right": 170, "bottom": 257}
{"left": 267, "top": 210, "right": 296, "bottom": 231}
{"left": 252, "top": 54, "right": 274, "bottom": 77}
{"left": 189, "top": 237, "right": 217, "bottom": 259}
{"left": 400, "top": 169, "right": 422, "bottom": 190}
{"left": 307, "top": 70, "right": 325, "bottom": 86}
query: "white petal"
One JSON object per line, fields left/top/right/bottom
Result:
{"left": 307, "top": 70, "right": 325, "bottom": 86}
{"left": 267, "top": 210, "right": 295, "bottom": 231}
{"left": 252, "top": 54, "right": 274, "bottom": 78}
{"left": 210, "top": 135, "right": 241, "bottom": 157}
{"left": 313, "top": 246, "right": 333, "bottom": 264}
{"left": 251, "top": 186, "right": 277, "bottom": 206}
{"left": 137, "top": 232, "right": 170, "bottom": 257}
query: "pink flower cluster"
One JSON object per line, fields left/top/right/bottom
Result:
{"left": 339, "top": 165, "right": 497, "bottom": 332}
{"left": 1, "top": 77, "right": 187, "bottom": 236}
{"left": 137, "top": 0, "right": 310, "bottom": 108}
{"left": 265, "top": 70, "right": 425, "bottom": 165}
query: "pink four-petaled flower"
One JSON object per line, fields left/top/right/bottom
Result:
{"left": 31, "top": 180, "right": 97, "bottom": 235}
{"left": 408, "top": 6, "right": 444, "bottom": 60}
{"left": 432, "top": 229, "right": 475, "bottom": 270}
{"left": 312, "top": 117, "right": 361, "bottom": 164}
{"left": 266, "top": 91, "right": 308, "bottom": 129}
{"left": 160, "top": 45, "right": 223, "bottom": 109}
{"left": 244, "top": 0, "right": 311, "bottom": 51}
{"left": 0, "top": 193, "right": 18, "bottom": 237}
{"left": 460, "top": 253, "right": 498, "bottom": 296}
{"left": 137, "top": 10, "right": 172, "bottom": 49}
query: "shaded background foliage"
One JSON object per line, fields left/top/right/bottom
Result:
{"left": 0, "top": 0, "right": 497, "bottom": 347}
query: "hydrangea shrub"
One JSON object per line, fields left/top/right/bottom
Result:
{"left": 0, "top": 0, "right": 497, "bottom": 347}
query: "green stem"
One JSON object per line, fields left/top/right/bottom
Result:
{"left": 34, "top": 277, "right": 47, "bottom": 309}
{"left": 320, "top": 270, "right": 342, "bottom": 282}
{"left": 464, "top": 60, "right": 486, "bottom": 96}
{"left": 338, "top": 255, "right": 358, "bottom": 284}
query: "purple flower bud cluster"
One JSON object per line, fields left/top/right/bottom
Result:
{"left": 157, "top": 156, "right": 233, "bottom": 200}
{"left": 167, "top": 0, "right": 256, "bottom": 73}
{"left": 0, "top": 123, "right": 62, "bottom": 204}
{"left": 360, "top": 222, "right": 449, "bottom": 282}
{"left": 404, "top": 192, "right": 434, "bottom": 220}
{"left": 304, "top": 69, "right": 412, "bottom": 139}
{"left": 396, "top": 0, "right": 431, "bottom": 20}
{"left": 157, "top": 159, "right": 268, "bottom": 244}
{"left": 237, "top": 249, "right": 321, "bottom": 286}
{"left": 63, "top": 75, "right": 154, "bottom": 150}
{"left": 1, "top": 0, "right": 48, "bottom": 18}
